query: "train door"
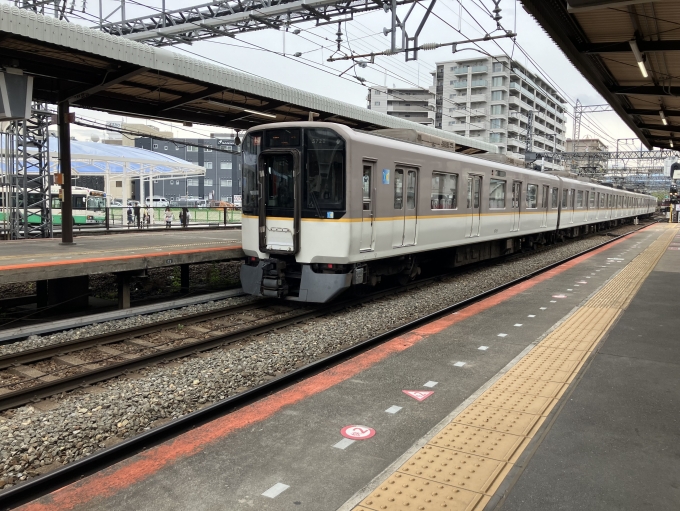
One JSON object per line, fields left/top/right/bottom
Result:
{"left": 584, "top": 191, "right": 590, "bottom": 221}
{"left": 360, "top": 163, "right": 374, "bottom": 251}
{"left": 392, "top": 168, "right": 418, "bottom": 247}
{"left": 541, "top": 185, "right": 549, "bottom": 227}
{"left": 466, "top": 175, "right": 482, "bottom": 237}
{"left": 595, "top": 192, "right": 600, "bottom": 220}
{"left": 402, "top": 169, "right": 418, "bottom": 246}
{"left": 511, "top": 180, "right": 522, "bottom": 231}
{"left": 258, "top": 150, "right": 301, "bottom": 254}
{"left": 569, "top": 188, "right": 575, "bottom": 223}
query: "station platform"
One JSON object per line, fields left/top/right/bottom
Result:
{"left": 0, "top": 230, "right": 243, "bottom": 310}
{"left": 13, "top": 223, "right": 679, "bottom": 511}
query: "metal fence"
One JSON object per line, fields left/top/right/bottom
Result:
{"left": 105, "top": 206, "right": 242, "bottom": 231}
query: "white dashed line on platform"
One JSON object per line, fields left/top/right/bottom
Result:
{"left": 262, "top": 483, "right": 290, "bottom": 498}
{"left": 478, "top": 346, "right": 489, "bottom": 351}
{"left": 423, "top": 381, "right": 438, "bottom": 388}
{"left": 528, "top": 315, "right": 536, "bottom": 318}
{"left": 540, "top": 307, "right": 547, "bottom": 310}
{"left": 385, "top": 406, "right": 402, "bottom": 414}
{"left": 497, "top": 333, "right": 507, "bottom": 337}
{"left": 514, "top": 323, "right": 523, "bottom": 327}
{"left": 333, "top": 438, "right": 356, "bottom": 450}
{"left": 453, "top": 361, "right": 466, "bottom": 367}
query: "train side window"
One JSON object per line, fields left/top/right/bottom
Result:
{"left": 431, "top": 172, "right": 458, "bottom": 210}
{"left": 526, "top": 184, "right": 538, "bottom": 209}
{"left": 394, "top": 169, "right": 404, "bottom": 209}
{"left": 551, "top": 187, "right": 558, "bottom": 208}
{"left": 561, "top": 188, "right": 568, "bottom": 207}
{"left": 489, "top": 179, "right": 506, "bottom": 208}
{"left": 599, "top": 193, "right": 605, "bottom": 208}
{"left": 576, "top": 190, "right": 584, "bottom": 208}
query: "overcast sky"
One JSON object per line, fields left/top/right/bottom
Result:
{"left": 46, "top": 0, "right": 642, "bottom": 153}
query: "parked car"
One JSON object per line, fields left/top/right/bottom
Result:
{"left": 127, "top": 200, "right": 140, "bottom": 207}
{"left": 145, "top": 196, "right": 169, "bottom": 208}
{"left": 110, "top": 199, "right": 123, "bottom": 206}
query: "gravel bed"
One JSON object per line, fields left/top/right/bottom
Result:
{"left": 0, "top": 295, "right": 255, "bottom": 357}
{"left": 0, "top": 226, "right": 648, "bottom": 489}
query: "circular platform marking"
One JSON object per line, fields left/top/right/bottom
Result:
{"left": 552, "top": 294, "right": 567, "bottom": 298}
{"left": 341, "top": 425, "right": 376, "bottom": 440}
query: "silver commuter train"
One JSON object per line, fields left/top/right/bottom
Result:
{"left": 240, "top": 122, "right": 655, "bottom": 302}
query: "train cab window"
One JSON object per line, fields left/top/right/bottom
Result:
{"left": 394, "top": 169, "right": 404, "bottom": 209}
{"left": 561, "top": 189, "right": 568, "bottom": 208}
{"left": 304, "top": 128, "right": 345, "bottom": 211}
{"left": 526, "top": 184, "right": 538, "bottom": 209}
{"left": 489, "top": 179, "right": 506, "bottom": 208}
{"left": 551, "top": 187, "right": 558, "bottom": 208}
{"left": 431, "top": 172, "right": 458, "bottom": 209}
{"left": 576, "top": 190, "right": 584, "bottom": 208}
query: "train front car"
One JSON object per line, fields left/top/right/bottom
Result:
{"left": 240, "top": 123, "right": 353, "bottom": 302}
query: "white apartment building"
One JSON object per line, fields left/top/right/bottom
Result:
{"left": 367, "top": 86, "right": 434, "bottom": 126}
{"left": 431, "top": 55, "right": 568, "bottom": 170}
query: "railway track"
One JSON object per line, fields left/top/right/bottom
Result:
{"left": 0, "top": 220, "right": 655, "bottom": 509}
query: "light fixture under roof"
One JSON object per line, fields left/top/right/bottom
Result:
{"left": 671, "top": 139, "right": 674, "bottom": 148}
{"left": 629, "top": 39, "right": 648, "bottom": 78}
{"left": 659, "top": 110, "right": 668, "bottom": 125}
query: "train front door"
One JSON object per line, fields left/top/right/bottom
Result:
{"left": 258, "top": 150, "right": 301, "bottom": 254}
{"left": 541, "top": 185, "right": 549, "bottom": 227}
{"left": 360, "top": 163, "right": 374, "bottom": 251}
{"left": 511, "top": 181, "right": 521, "bottom": 232}
{"left": 466, "top": 175, "right": 481, "bottom": 237}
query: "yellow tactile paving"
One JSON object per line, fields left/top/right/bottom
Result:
{"left": 426, "top": 423, "right": 527, "bottom": 462}
{"left": 355, "top": 225, "right": 678, "bottom": 511}
{"left": 404, "top": 447, "right": 513, "bottom": 494}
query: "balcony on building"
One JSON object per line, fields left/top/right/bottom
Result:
{"left": 452, "top": 81, "right": 469, "bottom": 88}
{"left": 452, "top": 65, "right": 488, "bottom": 75}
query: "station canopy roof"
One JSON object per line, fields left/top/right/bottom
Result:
{"left": 521, "top": 0, "right": 680, "bottom": 150}
{"left": 0, "top": 5, "right": 497, "bottom": 155}
{"left": 48, "top": 139, "right": 206, "bottom": 178}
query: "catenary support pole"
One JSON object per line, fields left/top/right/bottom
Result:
{"left": 58, "top": 101, "right": 74, "bottom": 244}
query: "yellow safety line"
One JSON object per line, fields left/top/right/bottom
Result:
{"left": 354, "top": 224, "right": 678, "bottom": 511}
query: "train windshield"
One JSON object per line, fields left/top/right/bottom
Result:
{"left": 304, "top": 128, "right": 345, "bottom": 212}
{"left": 242, "top": 131, "right": 262, "bottom": 215}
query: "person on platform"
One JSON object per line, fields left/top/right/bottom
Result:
{"left": 127, "top": 206, "right": 134, "bottom": 226}
{"left": 164, "top": 207, "right": 173, "bottom": 229}
{"left": 143, "top": 206, "right": 151, "bottom": 228}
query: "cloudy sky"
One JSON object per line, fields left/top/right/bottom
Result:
{"left": 51, "top": 0, "right": 642, "bottom": 153}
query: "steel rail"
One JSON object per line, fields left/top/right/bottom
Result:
{"left": 0, "top": 221, "right": 655, "bottom": 509}
{"left": 0, "top": 300, "right": 275, "bottom": 367}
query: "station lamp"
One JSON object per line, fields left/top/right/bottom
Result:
{"left": 629, "top": 39, "right": 648, "bottom": 78}
{"left": 659, "top": 110, "right": 668, "bottom": 125}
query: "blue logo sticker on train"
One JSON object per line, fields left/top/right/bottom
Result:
{"left": 382, "top": 169, "right": 390, "bottom": 184}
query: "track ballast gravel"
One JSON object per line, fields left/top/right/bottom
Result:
{"left": 0, "top": 227, "right": 643, "bottom": 489}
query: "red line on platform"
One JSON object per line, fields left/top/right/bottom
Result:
{"left": 18, "top": 235, "right": 633, "bottom": 511}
